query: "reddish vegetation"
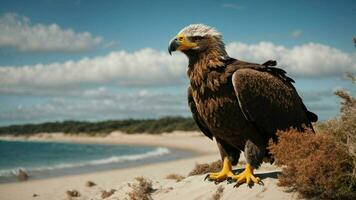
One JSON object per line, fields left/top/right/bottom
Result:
{"left": 127, "top": 177, "right": 154, "bottom": 200}
{"left": 188, "top": 160, "right": 222, "bottom": 176}
{"left": 16, "top": 169, "right": 28, "bottom": 181}
{"left": 165, "top": 173, "right": 185, "bottom": 182}
{"left": 212, "top": 185, "right": 224, "bottom": 200}
{"left": 66, "top": 190, "right": 81, "bottom": 198}
{"left": 85, "top": 180, "right": 96, "bottom": 187}
{"left": 269, "top": 129, "right": 354, "bottom": 199}
{"left": 101, "top": 189, "right": 116, "bottom": 199}
{"left": 269, "top": 84, "right": 356, "bottom": 199}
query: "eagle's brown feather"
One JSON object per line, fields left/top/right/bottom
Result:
{"left": 184, "top": 35, "right": 317, "bottom": 168}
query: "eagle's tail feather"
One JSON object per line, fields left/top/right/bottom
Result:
{"left": 307, "top": 111, "right": 318, "bottom": 122}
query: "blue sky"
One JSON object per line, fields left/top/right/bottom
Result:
{"left": 0, "top": 0, "right": 355, "bottom": 126}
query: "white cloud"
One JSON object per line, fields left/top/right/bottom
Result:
{"left": 290, "top": 30, "right": 302, "bottom": 38}
{"left": 0, "top": 13, "right": 103, "bottom": 52}
{"left": 0, "top": 41, "right": 355, "bottom": 96}
{"left": 0, "top": 90, "right": 190, "bottom": 125}
{"left": 0, "top": 48, "right": 187, "bottom": 95}
{"left": 226, "top": 42, "right": 356, "bottom": 77}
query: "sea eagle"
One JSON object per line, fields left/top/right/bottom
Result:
{"left": 168, "top": 24, "right": 317, "bottom": 186}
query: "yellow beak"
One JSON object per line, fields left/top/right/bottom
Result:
{"left": 168, "top": 34, "right": 197, "bottom": 55}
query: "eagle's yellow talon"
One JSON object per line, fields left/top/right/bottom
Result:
{"left": 205, "top": 157, "right": 235, "bottom": 182}
{"left": 231, "top": 164, "right": 260, "bottom": 186}
{"left": 207, "top": 172, "right": 220, "bottom": 176}
{"left": 204, "top": 157, "right": 261, "bottom": 186}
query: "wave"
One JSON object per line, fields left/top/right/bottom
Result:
{"left": 0, "top": 147, "right": 170, "bottom": 178}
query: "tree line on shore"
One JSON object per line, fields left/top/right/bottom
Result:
{"left": 0, "top": 117, "right": 199, "bottom": 135}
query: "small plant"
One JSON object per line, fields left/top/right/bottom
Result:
{"left": 66, "top": 190, "right": 81, "bottom": 198}
{"left": 188, "top": 160, "right": 222, "bottom": 176}
{"left": 268, "top": 129, "right": 356, "bottom": 199}
{"left": 165, "top": 173, "right": 185, "bottom": 182}
{"left": 16, "top": 169, "right": 28, "bottom": 181}
{"left": 85, "top": 180, "right": 96, "bottom": 187}
{"left": 101, "top": 189, "right": 116, "bottom": 199}
{"left": 211, "top": 185, "right": 224, "bottom": 200}
{"left": 269, "top": 75, "right": 356, "bottom": 199}
{"left": 315, "top": 84, "right": 356, "bottom": 179}
{"left": 127, "top": 177, "right": 154, "bottom": 200}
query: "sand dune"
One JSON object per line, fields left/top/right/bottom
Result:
{"left": 0, "top": 132, "right": 298, "bottom": 200}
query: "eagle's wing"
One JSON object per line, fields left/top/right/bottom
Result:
{"left": 188, "top": 86, "right": 213, "bottom": 140}
{"left": 231, "top": 61, "right": 317, "bottom": 139}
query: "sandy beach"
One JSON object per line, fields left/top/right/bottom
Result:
{"left": 0, "top": 132, "right": 298, "bottom": 200}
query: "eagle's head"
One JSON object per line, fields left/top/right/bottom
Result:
{"left": 168, "top": 24, "right": 226, "bottom": 57}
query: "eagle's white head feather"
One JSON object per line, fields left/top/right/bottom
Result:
{"left": 178, "top": 24, "right": 221, "bottom": 38}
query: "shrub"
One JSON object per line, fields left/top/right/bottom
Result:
{"left": 127, "top": 177, "right": 154, "bottom": 200}
{"left": 165, "top": 173, "right": 185, "bottom": 182}
{"left": 66, "top": 190, "right": 81, "bottom": 198}
{"left": 212, "top": 185, "right": 224, "bottom": 200}
{"left": 188, "top": 160, "right": 222, "bottom": 176}
{"left": 85, "top": 180, "right": 96, "bottom": 187}
{"left": 268, "top": 129, "right": 356, "bottom": 199}
{"left": 101, "top": 189, "right": 116, "bottom": 199}
{"left": 270, "top": 76, "right": 356, "bottom": 199}
{"left": 315, "top": 87, "right": 356, "bottom": 178}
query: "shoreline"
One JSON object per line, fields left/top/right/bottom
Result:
{"left": 0, "top": 143, "right": 192, "bottom": 184}
{"left": 0, "top": 131, "right": 216, "bottom": 155}
{"left": 0, "top": 131, "right": 296, "bottom": 200}
{"left": 0, "top": 131, "right": 215, "bottom": 184}
{"left": 0, "top": 131, "right": 219, "bottom": 179}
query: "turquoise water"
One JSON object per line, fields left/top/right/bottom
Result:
{"left": 0, "top": 140, "right": 191, "bottom": 183}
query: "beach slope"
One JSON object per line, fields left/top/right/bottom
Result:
{"left": 0, "top": 132, "right": 297, "bottom": 200}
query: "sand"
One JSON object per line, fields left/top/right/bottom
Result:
{"left": 0, "top": 132, "right": 298, "bottom": 200}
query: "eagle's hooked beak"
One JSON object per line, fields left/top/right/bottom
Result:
{"left": 168, "top": 34, "right": 197, "bottom": 55}
{"left": 168, "top": 37, "right": 179, "bottom": 55}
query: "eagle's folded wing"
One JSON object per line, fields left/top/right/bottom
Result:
{"left": 231, "top": 67, "right": 315, "bottom": 140}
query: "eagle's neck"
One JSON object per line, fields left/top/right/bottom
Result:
{"left": 186, "top": 41, "right": 227, "bottom": 68}
{"left": 186, "top": 42, "right": 229, "bottom": 94}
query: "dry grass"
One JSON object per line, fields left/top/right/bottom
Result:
{"left": 331, "top": 90, "right": 355, "bottom": 178}
{"left": 238, "top": 160, "right": 246, "bottom": 165}
{"left": 165, "top": 173, "right": 185, "bottom": 182}
{"left": 269, "top": 129, "right": 355, "bottom": 199}
{"left": 268, "top": 78, "right": 356, "bottom": 199}
{"left": 315, "top": 88, "right": 356, "bottom": 178}
{"left": 16, "top": 169, "right": 28, "bottom": 181}
{"left": 127, "top": 177, "right": 154, "bottom": 200}
{"left": 211, "top": 185, "right": 224, "bottom": 200}
{"left": 85, "top": 180, "right": 96, "bottom": 187}
{"left": 188, "top": 160, "right": 222, "bottom": 176}
{"left": 101, "top": 189, "right": 116, "bottom": 199}
{"left": 66, "top": 190, "right": 80, "bottom": 198}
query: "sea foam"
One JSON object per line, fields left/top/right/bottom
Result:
{"left": 0, "top": 147, "right": 170, "bottom": 178}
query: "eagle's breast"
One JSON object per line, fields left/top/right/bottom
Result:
{"left": 189, "top": 66, "right": 251, "bottom": 143}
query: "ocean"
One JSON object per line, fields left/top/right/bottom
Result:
{"left": 0, "top": 140, "right": 192, "bottom": 183}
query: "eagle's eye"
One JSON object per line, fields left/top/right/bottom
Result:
{"left": 189, "top": 36, "right": 204, "bottom": 42}
{"left": 178, "top": 36, "right": 184, "bottom": 41}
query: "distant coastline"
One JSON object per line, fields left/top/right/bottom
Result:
{"left": 0, "top": 131, "right": 208, "bottom": 184}
{"left": 0, "top": 131, "right": 211, "bottom": 155}
{"left": 0, "top": 116, "right": 199, "bottom": 136}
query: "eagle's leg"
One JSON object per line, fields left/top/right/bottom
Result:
{"left": 204, "top": 157, "right": 235, "bottom": 183}
{"left": 229, "top": 164, "right": 261, "bottom": 186}
{"left": 229, "top": 140, "right": 263, "bottom": 186}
